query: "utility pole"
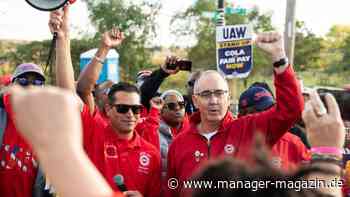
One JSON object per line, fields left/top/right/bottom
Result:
{"left": 217, "top": 0, "right": 225, "bottom": 26}
{"left": 216, "top": 0, "right": 238, "bottom": 115}
{"left": 284, "top": 0, "right": 297, "bottom": 65}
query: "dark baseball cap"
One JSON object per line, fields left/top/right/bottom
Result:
{"left": 239, "top": 86, "right": 275, "bottom": 112}
{"left": 11, "top": 63, "right": 45, "bottom": 82}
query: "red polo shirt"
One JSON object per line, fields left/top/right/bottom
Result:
{"left": 0, "top": 94, "right": 38, "bottom": 197}
{"left": 81, "top": 106, "right": 161, "bottom": 197}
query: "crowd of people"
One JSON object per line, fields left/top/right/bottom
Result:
{"left": 0, "top": 5, "right": 348, "bottom": 197}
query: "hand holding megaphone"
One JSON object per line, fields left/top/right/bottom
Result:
{"left": 48, "top": 5, "right": 70, "bottom": 39}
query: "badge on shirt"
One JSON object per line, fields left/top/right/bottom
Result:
{"left": 138, "top": 152, "right": 151, "bottom": 174}
{"left": 224, "top": 144, "right": 235, "bottom": 155}
{"left": 139, "top": 152, "right": 150, "bottom": 167}
{"left": 194, "top": 150, "right": 204, "bottom": 162}
{"left": 271, "top": 156, "right": 282, "bottom": 168}
{"left": 104, "top": 143, "right": 118, "bottom": 159}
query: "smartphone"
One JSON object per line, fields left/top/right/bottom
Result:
{"left": 166, "top": 60, "right": 192, "bottom": 71}
{"left": 177, "top": 60, "right": 192, "bottom": 71}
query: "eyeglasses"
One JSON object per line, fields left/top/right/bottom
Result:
{"left": 187, "top": 80, "right": 195, "bottom": 87}
{"left": 195, "top": 89, "right": 228, "bottom": 99}
{"left": 165, "top": 101, "right": 185, "bottom": 111}
{"left": 112, "top": 104, "right": 142, "bottom": 114}
{"left": 15, "top": 77, "right": 44, "bottom": 86}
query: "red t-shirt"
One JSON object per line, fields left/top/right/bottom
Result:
{"left": 81, "top": 106, "right": 161, "bottom": 197}
{"left": 0, "top": 94, "right": 38, "bottom": 197}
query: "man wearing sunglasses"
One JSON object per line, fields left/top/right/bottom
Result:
{"left": 238, "top": 86, "right": 310, "bottom": 171}
{"left": 158, "top": 90, "right": 189, "bottom": 181}
{"left": 49, "top": 8, "right": 161, "bottom": 197}
{"left": 166, "top": 32, "right": 304, "bottom": 197}
{"left": 80, "top": 82, "right": 161, "bottom": 197}
{"left": 0, "top": 62, "right": 46, "bottom": 197}
{"left": 11, "top": 63, "right": 45, "bottom": 87}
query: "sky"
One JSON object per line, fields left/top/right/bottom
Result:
{"left": 1, "top": 0, "right": 350, "bottom": 47}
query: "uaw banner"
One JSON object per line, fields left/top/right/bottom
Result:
{"left": 216, "top": 24, "right": 253, "bottom": 78}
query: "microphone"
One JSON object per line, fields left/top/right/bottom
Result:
{"left": 113, "top": 174, "right": 128, "bottom": 192}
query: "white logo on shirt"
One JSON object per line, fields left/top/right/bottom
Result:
{"left": 139, "top": 152, "right": 150, "bottom": 167}
{"left": 271, "top": 157, "right": 282, "bottom": 168}
{"left": 194, "top": 150, "right": 204, "bottom": 162}
{"left": 224, "top": 144, "right": 235, "bottom": 154}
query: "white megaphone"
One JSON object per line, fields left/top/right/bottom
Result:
{"left": 25, "top": 0, "right": 76, "bottom": 11}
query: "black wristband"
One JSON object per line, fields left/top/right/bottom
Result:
{"left": 273, "top": 58, "right": 288, "bottom": 68}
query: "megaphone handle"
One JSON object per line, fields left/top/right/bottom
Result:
{"left": 44, "top": 32, "right": 58, "bottom": 73}
{"left": 53, "top": 32, "right": 58, "bottom": 41}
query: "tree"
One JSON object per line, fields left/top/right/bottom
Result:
{"left": 6, "top": 40, "right": 54, "bottom": 82}
{"left": 170, "top": 0, "right": 275, "bottom": 75}
{"left": 85, "top": 0, "right": 161, "bottom": 81}
{"left": 294, "top": 21, "right": 324, "bottom": 70}
{"left": 4, "top": 38, "right": 99, "bottom": 83}
{"left": 335, "top": 34, "right": 350, "bottom": 72}
{"left": 322, "top": 25, "right": 350, "bottom": 73}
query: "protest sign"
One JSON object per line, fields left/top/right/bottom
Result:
{"left": 216, "top": 24, "right": 253, "bottom": 78}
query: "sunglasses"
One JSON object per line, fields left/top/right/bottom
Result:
{"left": 15, "top": 77, "right": 44, "bottom": 86}
{"left": 165, "top": 101, "right": 185, "bottom": 111}
{"left": 112, "top": 104, "right": 142, "bottom": 114}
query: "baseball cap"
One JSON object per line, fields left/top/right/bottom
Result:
{"left": 11, "top": 63, "right": 45, "bottom": 82}
{"left": 239, "top": 87, "right": 274, "bottom": 112}
{"left": 160, "top": 89, "right": 184, "bottom": 102}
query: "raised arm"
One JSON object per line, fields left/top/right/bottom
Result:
{"left": 140, "top": 56, "right": 179, "bottom": 109}
{"left": 250, "top": 32, "right": 304, "bottom": 146}
{"left": 76, "top": 29, "right": 124, "bottom": 113}
{"left": 49, "top": 6, "right": 75, "bottom": 91}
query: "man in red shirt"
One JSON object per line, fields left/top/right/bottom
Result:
{"left": 0, "top": 63, "right": 46, "bottom": 197}
{"left": 81, "top": 83, "right": 161, "bottom": 197}
{"left": 50, "top": 8, "right": 161, "bottom": 197}
{"left": 238, "top": 86, "right": 310, "bottom": 170}
{"left": 166, "top": 32, "right": 304, "bottom": 197}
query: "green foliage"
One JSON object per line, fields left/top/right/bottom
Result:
{"left": 6, "top": 41, "right": 51, "bottom": 67}
{"left": 294, "top": 21, "right": 324, "bottom": 70}
{"left": 70, "top": 38, "right": 99, "bottom": 79}
{"left": 322, "top": 25, "right": 350, "bottom": 73}
{"left": 160, "top": 71, "right": 190, "bottom": 94}
{"left": 4, "top": 39, "right": 99, "bottom": 83}
{"left": 5, "top": 40, "right": 54, "bottom": 82}
{"left": 341, "top": 35, "right": 350, "bottom": 69}
{"left": 1, "top": 0, "right": 160, "bottom": 84}
{"left": 85, "top": 0, "right": 161, "bottom": 81}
